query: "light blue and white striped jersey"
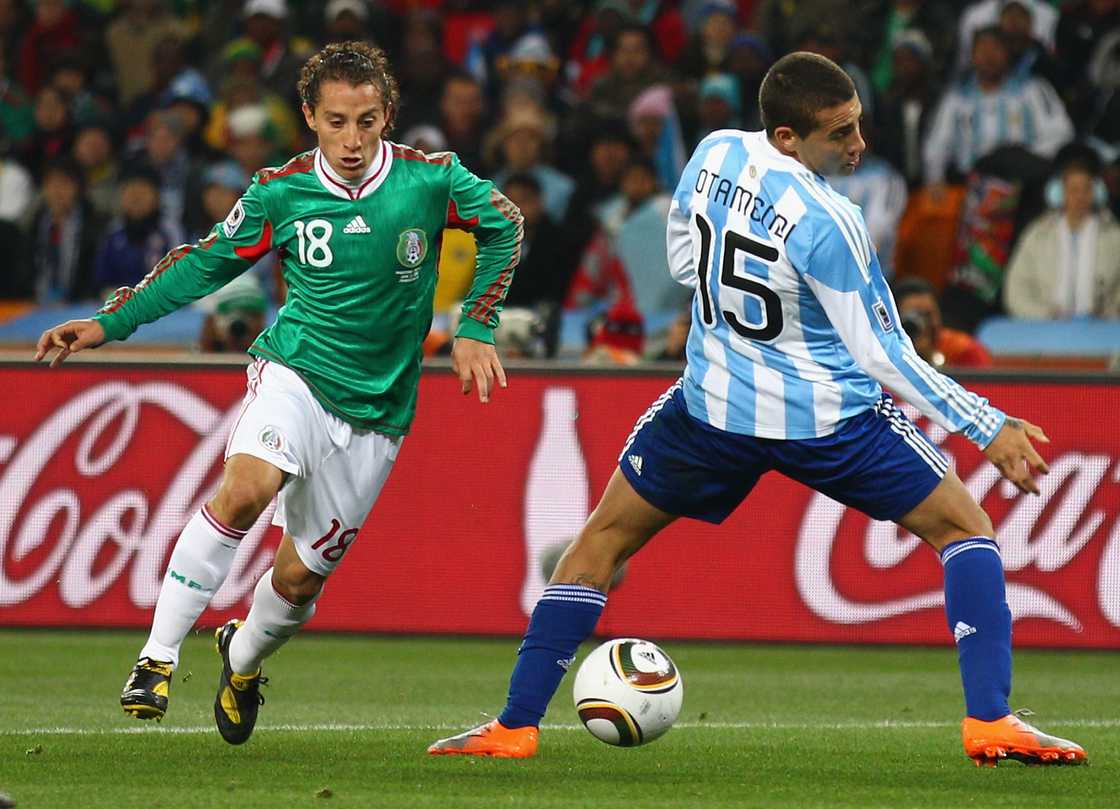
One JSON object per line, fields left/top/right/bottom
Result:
{"left": 667, "top": 129, "right": 1005, "bottom": 447}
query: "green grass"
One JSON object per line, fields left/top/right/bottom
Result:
{"left": 0, "top": 630, "right": 1115, "bottom": 808}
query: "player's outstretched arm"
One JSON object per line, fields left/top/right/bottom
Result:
{"left": 451, "top": 336, "right": 507, "bottom": 404}
{"left": 982, "top": 416, "right": 1050, "bottom": 495}
{"left": 34, "top": 319, "right": 106, "bottom": 368}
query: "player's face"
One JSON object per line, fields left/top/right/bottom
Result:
{"left": 304, "top": 80, "right": 391, "bottom": 180}
{"left": 786, "top": 96, "right": 865, "bottom": 177}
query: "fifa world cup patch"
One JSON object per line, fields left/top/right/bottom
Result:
{"left": 396, "top": 228, "right": 428, "bottom": 268}
{"left": 223, "top": 199, "right": 246, "bottom": 239}
{"left": 258, "top": 425, "right": 284, "bottom": 453}
{"left": 872, "top": 298, "right": 894, "bottom": 332}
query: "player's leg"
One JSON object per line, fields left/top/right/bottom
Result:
{"left": 212, "top": 532, "right": 324, "bottom": 745}
{"left": 899, "top": 470, "right": 1086, "bottom": 766}
{"left": 120, "top": 453, "right": 283, "bottom": 720}
{"left": 213, "top": 414, "right": 402, "bottom": 744}
{"left": 428, "top": 470, "right": 674, "bottom": 758}
{"left": 430, "top": 382, "right": 762, "bottom": 757}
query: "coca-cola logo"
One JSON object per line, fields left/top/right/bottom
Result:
{"left": 0, "top": 382, "right": 275, "bottom": 611}
{"left": 795, "top": 406, "right": 1120, "bottom": 631}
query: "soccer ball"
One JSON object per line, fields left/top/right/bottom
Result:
{"left": 572, "top": 638, "right": 683, "bottom": 747}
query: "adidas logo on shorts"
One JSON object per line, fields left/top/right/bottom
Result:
{"left": 344, "top": 215, "right": 371, "bottom": 234}
{"left": 628, "top": 454, "right": 643, "bottom": 476}
{"left": 953, "top": 621, "right": 977, "bottom": 643}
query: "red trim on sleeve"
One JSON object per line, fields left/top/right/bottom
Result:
{"left": 257, "top": 153, "right": 315, "bottom": 184}
{"left": 446, "top": 199, "right": 480, "bottom": 230}
{"left": 234, "top": 220, "right": 273, "bottom": 261}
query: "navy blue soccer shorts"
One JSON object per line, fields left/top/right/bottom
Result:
{"left": 617, "top": 382, "right": 947, "bottom": 524}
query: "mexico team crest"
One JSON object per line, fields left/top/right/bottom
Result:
{"left": 396, "top": 228, "right": 428, "bottom": 268}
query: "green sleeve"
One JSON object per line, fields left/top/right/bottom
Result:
{"left": 93, "top": 179, "right": 274, "bottom": 342}
{"left": 444, "top": 154, "right": 524, "bottom": 344}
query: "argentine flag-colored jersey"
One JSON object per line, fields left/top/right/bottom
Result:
{"left": 668, "top": 129, "right": 1004, "bottom": 447}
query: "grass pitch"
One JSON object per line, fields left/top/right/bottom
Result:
{"left": 0, "top": 630, "right": 1115, "bottom": 809}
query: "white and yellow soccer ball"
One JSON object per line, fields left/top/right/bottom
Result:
{"left": 572, "top": 638, "right": 683, "bottom": 747}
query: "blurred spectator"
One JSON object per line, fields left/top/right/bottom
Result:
{"left": 1004, "top": 157, "right": 1120, "bottom": 319}
{"left": 870, "top": 2, "right": 957, "bottom": 92}
{"left": 0, "top": 147, "right": 31, "bottom": 223}
{"left": 827, "top": 146, "right": 908, "bottom": 278}
{"left": 753, "top": 0, "right": 879, "bottom": 71}
{"left": 999, "top": 0, "right": 1061, "bottom": 87}
{"left": 677, "top": 1, "right": 739, "bottom": 80}
{"left": 324, "top": 0, "right": 372, "bottom": 45}
{"left": 627, "top": 84, "right": 686, "bottom": 191}
{"left": 1056, "top": 0, "right": 1120, "bottom": 126}
{"left": 567, "top": 1, "right": 685, "bottom": 97}
{"left": 16, "top": 0, "right": 81, "bottom": 95}
{"left": 198, "top": 272, "right": 267, "bottom": 353}
{"left": 392, "top": 10, "right": 447, "bottom": 134}
{"left": 500, "top": 172, "right": 580, "bottom": 355}
{"left": 877, "top": 29, "right": 941, "bottom": 187}
{"left": 136, "top": 109, "right": 204, "bottom": 231}
{"left": 597, "top": 159, "right": 690, "bottom": 324}
{"left": 492, "top": 32, "right": 563, "bottom": 116}
{"left": 487, "top": 104, "right": 574, "bottom": 223}
{"left": 94, "top": 164, "right": 184, "bottom": 294}
{"left": 48, "top": 53, "right": 111, "bottom": 130}
{"left": 471, "top": 0, "right": 536, "bottom": 98}
{"left": 0, "top": 0, "right": 27, "bottom": 62}
{"left": 226, "top": 104, "right": 278, "bottom": 177}
{"left": 0, "top": 40, "right": 34, "bottom": 154}
{"left": 233, "top": 0, "right": 315, "bottom": 103}
{"left": 399, "top": 124, "right": 446, "bottom": 153}
{"left": 124, "top": 35, "right": 211, "bottom": 141}
{"left": 28, "top": 84, "right": 73, "bottom": 178}
{"left": 205, "top": 60, "right": 300, "bottom": 156}
{"left": 105, "top": 0, "right": 187, "bottom": 107}
{"left": 20, "top": 157, "right": 104, "bottom": 303}
{"left": 956, "top": 0, "right": 1057, "bottom": 76}
{"left": 582, "top": 296, "right": 645, "bottom": 366}
{"left": 923, "top": 27, "right": 1072, "bottom": 186}
{"left": 439, "top": 71, "right": 486, "bottom": 172}
{"left": 726, "top": 33, "right": 771, "bottom": 130}
{"left": 1086, "top": 28, "right": 1120, "bottom": 145}
{"left": 695, "top": 72, "right": 740, "bottom": 142}
{"left": 585, "top": 25, "right": 670, "bottom": 123}
{"left": 72, "top": 121, "right": 120, "bottom": 219}
{"left": 893, "top": 277, "right": 994, "bottom": 367}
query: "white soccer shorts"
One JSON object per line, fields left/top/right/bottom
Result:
{"left": 225, "top": 357, "right": 403, "bottom": 576}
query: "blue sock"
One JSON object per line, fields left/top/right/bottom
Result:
{"left": 941, "top": 537, "right": 1012, "bottom": 721}
{"left": 499, "top": 584, "right": 607, "bottom": 729}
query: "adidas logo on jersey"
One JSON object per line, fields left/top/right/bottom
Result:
{"left": 953, "top": 621, "right": 977, "bottom": 643}
{"left": 343, "top": 215, "right": 371, "bottom": 234}
{"left": 628, "top": 454, "right": 643, "bottom": 476}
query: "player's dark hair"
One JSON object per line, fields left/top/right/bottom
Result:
{"left": 758, "top": 52, "right": 856, "bottom": 138}
{"left": 298, "top": 41, "right": 400, "bottom": 132}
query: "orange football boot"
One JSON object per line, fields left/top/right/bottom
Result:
{"left": 427, "top": 719, "right": 539, "bottom": 758}
{"left": 962, "top": 712, "right": 1087, "bottom": 767}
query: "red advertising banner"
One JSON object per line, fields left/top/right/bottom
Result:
{"left": 2, "top": 364, "right": 1118, "bottom": 648}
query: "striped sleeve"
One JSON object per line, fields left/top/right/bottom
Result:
{"left": 93, "top": 178, "right": 271, "bottom": 342}
{"left": 1024, "top": 78, "right": 1073, "bottom": 158}
{"left": 799, "top": 207, "right": 1006, "bottom": 449}
{"left": 445, "top": 154, "right": 524, "bottom": 344}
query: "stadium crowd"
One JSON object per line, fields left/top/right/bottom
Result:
{"left": 2, "top": 0, "right": 1119, "bottom": 363}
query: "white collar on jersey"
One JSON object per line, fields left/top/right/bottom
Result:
{"left": 749, "top": 130, "right": 821, "bottom": 180}
{"left": 314, "top": 141, "right": 393, "bottom": 201}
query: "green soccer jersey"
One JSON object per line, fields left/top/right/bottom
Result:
{"left": 94, "top": 143, "right": 523, "bottom": 435}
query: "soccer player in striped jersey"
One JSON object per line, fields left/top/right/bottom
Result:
{"left": 429, "top": 52, "right": 1086, "bottom": 767}
{"left": 34, "top": 41, "right": 523, "bottom": 745}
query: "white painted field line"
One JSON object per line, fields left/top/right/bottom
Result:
{"left": 5, "top": 718, "right": 1119, "bottom": 737}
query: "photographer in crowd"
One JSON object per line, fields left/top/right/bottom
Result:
{"left": 893, "top": 277, "right": 993, "bottom": 368}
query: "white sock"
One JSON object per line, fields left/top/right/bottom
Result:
{"left": 228, "top": 568, "right": 318, "bottom": 676}
{"left": 138, "top": 506, "right": 244, "bottom": 668}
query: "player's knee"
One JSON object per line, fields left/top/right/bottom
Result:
{"left": 271, "top": 562, "right": 323, "bottom": 606}
{"left": 210, "top": 477, "right": 274, "bottom": 530}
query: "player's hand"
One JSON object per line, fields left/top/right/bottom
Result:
{"left": 34, "top": 319, "right": 106, "bottom": 368}
{"left": 983, "top": 416, "right": 1049, "bottom": 495}
{"left": 451, "top": 336, "right": 507, "bottom": 404}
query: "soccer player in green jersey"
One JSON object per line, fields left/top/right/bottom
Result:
{"left": 34, "top": 41, "right": 523, "bottom": 745}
